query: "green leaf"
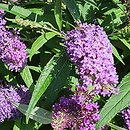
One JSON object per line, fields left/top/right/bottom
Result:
{"left": 96, "top": 73, "right": 130, "bottom": 129}
{"left": 0, "top": 121, "right": 14, "bottom": 130}
{"left": 107, "top": 122, "right": 127, "bottom": 130}
{"left": 26, "top": 55, "right": 63, "bottom": 123}
{"left": 14, "top": 103, "right": 52, "bottom": 124}
{"left": 69, "top": 76, "right": 79, "bottom": 91}
{"left": 119, "top": 38, "right": 130, "bottom": 51}
{"left": 44, "top": 55, "right": 71, "bottom": 108}
{"left": 28, "top": 66, "right": 41, "bottom": 73}
{"left": 81, "top": 0, "right": 98, "bottom": 22}
{"left": 13, "top": 119, "right": 21, "bottom": 130}
{"left": 63, "top": 0, "right": 80, "bottom": 21}
{"left": 29, "top": 8, "right": 44, "bottom": 15}
{"left": 0, "top": 60, "right": 16, "bottom": 83}
{"left": 0, "top": 3, "right": 31, "bottom": 18}
{"left": 112, "top": 44, "right": 125, "bottom": 65}
{"left": 54, "top": 0, "right": 62, "bottom": 31}
{"left": 29, "top": 32, "right": 57, "bottom": 60}
{"left": 20, "top": 66, "right": 33, "bottom": 89}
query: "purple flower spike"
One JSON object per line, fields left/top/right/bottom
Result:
{"left": 0, "top": 9, "right": 27, "bottom": 72}
{"left": 64, "top": 23, "right": 119, "bottom": 96}
{"left": 52, "top": 86, "right": 100, "bottom": 130}
{"left": 0, "top": 84, "right": 30, "bottom": 122}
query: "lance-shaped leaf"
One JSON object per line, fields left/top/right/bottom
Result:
{"left": 13, "top": 103, "right": 52, "bottom": 124}
{"left": 63, "top": 0, "right": 80, "bottom": 21}
{"left": 0, "top": 3, "right": 31, "bottom": 18}
{"left": 26, "top": 55, "right": 65, "bottom": 122}
{"left": 44, "top": 55, "right": 71, "bottom": 108}
{"left": 29, "top": 32, "right": 57, "bottom": 60}
{"left": 96, "top": 73, "right": 130, "bottom": 129}
{"left": 119, "top": 38, "right": 130, "bottom": 51}
{"left": 112, "top": 44, "right": 125, "bottom": 65}
{"left": 20, "top": 66, "right": 33, "bottom": 89}
{"left": 54, "top": 0, "right": 62, "bottom": 31}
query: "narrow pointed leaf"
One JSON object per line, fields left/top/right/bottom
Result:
{"left": 14, "top": 103, "right": 52, "bottom": 124}
{"left": 0, "top": 3, "right": 31, "bottom": 18}
{"left": 44, "top": 55, "right": 71, "bottom": 108}
{"left": 119, "top": 38, "right": 130, "bottom": 51}
{"left": 112, "top": 44, "right": 125, "bottom": 65}
{"left": 63, "top": 0, "right": 80, "bottom": 21}
{"left": 29, "top": 32, "right": 57, "bottom": 60}
{"left": 54, "top": 0, "right": 62, "bottom": 31}
{"left": 96, "top": 73, "right": 130, "bottom": 129}
{"left": 26, "top": 55, "right": 64, "bottom": 122}
{"left": 20, "top": 66, "right": 33, "bottom": 88}
{"left": 107, "top": 122, "right": 127, "bottom": 130}
{"left": 29, "top": 66, "right": 41, "bottom": 73}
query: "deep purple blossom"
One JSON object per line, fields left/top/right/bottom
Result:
{"left": 52, "top": 85, "right": 100, "bottom": 130}
{"left": 0, "top": 9, "right": 27, "bottom": 72}
{"left": 64, "top": 23, "right": 119, "bottom": 96}
{"left": 0, "top": 83, "right": 30, "bottom": 122}
{"left": 122, "top": 106, "right": 130, "bottom": 130}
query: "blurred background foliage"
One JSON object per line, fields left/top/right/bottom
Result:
{"left": 0, "top": 0, "right": 130, "bottom": 130}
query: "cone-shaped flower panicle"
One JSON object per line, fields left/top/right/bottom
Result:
{"left": 64, "top": 23, "right": 119, "bottom": 96}
{"left": 52, "top": 85, "right": 100, "bottom": 130}
{"left": 0, "top": 9, "right": 27, "bottom": 72}
{"left": 0, "top": 83, "right": 30, "bottom": 122}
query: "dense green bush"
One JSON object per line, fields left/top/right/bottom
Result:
{"left": 0, "top": 0, "right": 130, "bottom": 130}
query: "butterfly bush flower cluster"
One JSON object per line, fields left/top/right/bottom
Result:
{"left": 0, "top": 9, "right": 27, "bottom": 72}
{"left": 122, "top": 106, "right": 130, "bottom": 130}
{"left": 64, "top": 23, "right": 118, "bottom": 96}
{"left": 52, "top": 85, "right": 100, "bottom": 130}
{"left": 0, "top": 9, "right": 30, "bottom": 123}
{"left": 52, "top": 23, "right": 119, "bottom": 130}
{"left": 0, "top": 83, "right": 30, "bottom": 122}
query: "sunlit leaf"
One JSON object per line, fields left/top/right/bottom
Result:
{"left": 0, "top": 3, "right": 31, "bottom": 18}
{"left": 14, "top": 103, "right": 52, "bottom": 124}
{"left": 54, "top": 0, "right": 62, "bottom": 31}
{"left": 29, "top": 32, "right": 57, "bottom": 60}
{"left": 119, "top": 38, "right": 130, "bottom": 51}
{"left": 26, "top": 55, "right": 64, "bottom": 122}
{"left": 20, "top": 66, "right": 33, "bottom": 89}
{"left": 112, "top": 44, "right": 125, "bottom": 65}
{"left": 13, "top": 119, "right": 21, "bottom": 130}
{"left": 96, "top": 73, "right": 130, "bottom": 129}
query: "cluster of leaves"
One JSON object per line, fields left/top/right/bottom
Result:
{"left": 0, "top": 0, "right": 130, "bottom": 130}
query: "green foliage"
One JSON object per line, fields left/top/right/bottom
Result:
{"left": 26, "top": 55, "right": 66, "bottom": 122}
{"left": 0, "top": 3, "right": 32, "bottom": 18}
{"left": 29, "top": 32, "right": 57, "bottom": 60}
{"left": 112, "top": 44, "right": 125, "bottom": 64}
{"left": 13, "top": 119, "right": 21, "bottom": 130}
{"left": 54, "top": 0, "right": 62, "bottom": 31}
{"left": 20, "top": 66, "right": 33, "bottom": 89}
{"left": 96, "top": 73, "right": 130, "bottom": 129}
{"left": 63, "top": 0, "right": 80, "bottom": 21}
{"left": 14, "top": 103, "right": 52, "bottom": 124}
{"left": 43, "top": 55, "right": 71, "bottom": 108}
{"left": 0, "top": 0, "right": 130, "bottom": 129}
